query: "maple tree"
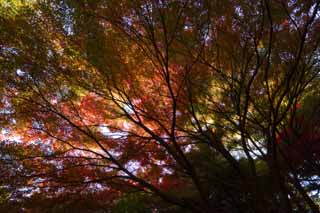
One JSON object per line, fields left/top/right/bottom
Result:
{"left": 0, "top": 0, "right": 320, "bottom": 212}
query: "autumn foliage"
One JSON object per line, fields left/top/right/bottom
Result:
{"left": 0, "top": 0, "right": 320, "bottom": 212}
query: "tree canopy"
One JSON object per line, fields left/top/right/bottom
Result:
{"left": 0, "top": 0, "right": 320, "bottom": 212}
